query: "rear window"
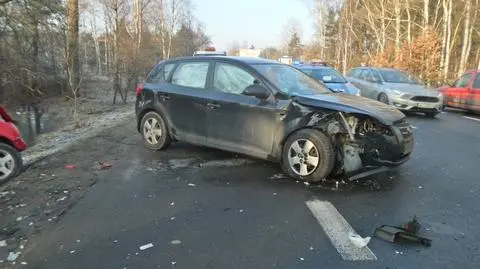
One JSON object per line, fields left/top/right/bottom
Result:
{"left": 146, "top": 63, "right": 176, "bottom": 83}
{"left": 300, "top": 68, "right": 346, "bottom": 83}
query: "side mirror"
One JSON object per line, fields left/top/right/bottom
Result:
{"left": 243, "top": 84, "right": 270, "bottom": 99}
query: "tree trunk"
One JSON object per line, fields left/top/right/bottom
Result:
{"left": 394, "top": 0, "right": 401, "bottom": 56}
{"left": 424, "top": 0, "right": 429, "bottom": 27}
{"left": 406, "top": 0, "right": 412, "bottom": 43}
{"left": 66, "top": 0, "right": 80, "bottom": 95}
{"left": 458, "top": 0, "right": 471, "bottom": 76}
{"left": 442, "top": 0, "right": 453, "bottom": 81}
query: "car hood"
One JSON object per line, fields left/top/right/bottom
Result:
{"left": 294, "top": 93, "right": 405, "bottom": 125}
{"left": 383, "top": 83, "right": 439, "bottom": 96}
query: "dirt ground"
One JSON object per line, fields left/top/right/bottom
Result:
{"left": 0, "top": 118, "right": 133, "bottom": 267}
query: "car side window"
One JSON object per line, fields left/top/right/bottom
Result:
{"left": 171, "top": 62, "right": 209, "bottom": 89}
{"left": 346, "top": 69, "right": 358, "bottom": 77}
{"left": 213, "top": 63, "right": 256, "bottom": 95}
{"left": 455, "top": 73, "right": 473, "bottom": 88}
{"left": 148, "top": 63, "right": 176, "bottom": 83}
{"left": 360, "top": 69, "right": 372, "bottom": 81}
{"left": 472, "top": 74, "right": 480, "bottom": 89}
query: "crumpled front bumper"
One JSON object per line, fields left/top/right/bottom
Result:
{"left": 12, "top": 137, "right": 28, "bottom": 152}
{"left": 347, "top": 120, "right": 414, "bottom": 180}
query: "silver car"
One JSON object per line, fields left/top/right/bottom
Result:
{"left": 346, "top": 67, "right": 444, "bottom": 117}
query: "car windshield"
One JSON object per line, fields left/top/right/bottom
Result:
{"left": 299, "top": 67, "right": 347, "bottom": 83}
{"left": 379, "top": 70, "right": 418, "bottom": 84}
{"left": 252, "top": 64, "right": 331, "bottom": 96}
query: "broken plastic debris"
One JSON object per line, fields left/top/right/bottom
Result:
{"left": 269, "top": 174, "right": 285, "bottom": 180}
{"left": 64, "top": 191, "right": 69, "bottom": 194}
{"left": 304, "top": 182, "right": 310, "bottom": 186}
{"left": 65, "top": 164, "right": 77, "bottom": 170}
{"left": 170, "top": 202, "right": 175, "bottom": 206}
{"left": 309, "top": 246, "right": 314, "bottom": 251}
{"left": 187, "top": 183, "right": 195, "bottom": 187}
{"left": 69, "top": 250, "right": 76, "bottom": 254}
{"left": 7, "top": 252, "right": 21, "bottom": 261}
{"left": 170, "top": 240, "right": 182, "bottom": 245}
{"left": 40, "top": 173, "right": 46, "bottom": 177}
{"left": 238, "top": 209, "right": 244, "bottom": 213}
{"left": 395, "top": 250, "right": 404, "bottom": 255}
{"left": 21, "top": 261, "right": 27, "bottom": 265}
{"left": 113, "top": 240, "right": 118, "bottom": 243}
{"left": 0, "top": 240, "right": 6, "bottom": 247}
{"left": 139, "top": 243, "right": 154, "bottom": 250}
{"left": 171, "top": 261, "right": 177, "bottom": 265}
{"left": 16, "top": 216, "right": 23, "bottom": 221}
{"left": 57, "top": 196, "right": 67, "bottom": 202}
{"left": 348, "top": 233, "right": 371, "bottom": 248}
{"left": 19, "top": 245, "right": 24, "bottom": 249}
{"left": 299, "top": 257, "right": 305, "bottom": 261}
{"left": 273, "top": 193, "right": 277, "bottom": 196}
{"left": 76, "top": 240, "right": 80, "bottom": 243}
{"left": 170, "top": 217, "right": 176, "bottom": 221}
{"left": 418, "top": 186, "right": 423, "bottom": 189}
{"left": 98, "top": 161, "right": 113, "bottom": 170}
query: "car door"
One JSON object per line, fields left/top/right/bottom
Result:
{"left": 467, "top": 72, "right": 480, "bottom": 112}
{"left": 203, "top": 61, "right": 284, "bottom": 159}
{"left": 155, "top": 60, "right": 211, "bottom": 144}
{"left": 445, "top": 72, "right": 474, "bottom": 109}
{"left": 356, "top": 69, "right": 376, "bottom": 98}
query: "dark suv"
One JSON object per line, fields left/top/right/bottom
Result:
{"left": 136, "top": 57, "right": 413, "bottom": 182}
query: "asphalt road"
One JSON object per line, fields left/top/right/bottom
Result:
{"left": 18, "top": 110, "right": 480, "bottom": 269}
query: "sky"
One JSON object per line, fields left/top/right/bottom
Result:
{"left": 192, "top": 0, "right": 315, "bottom": 51}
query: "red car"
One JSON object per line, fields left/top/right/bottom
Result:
{"left": 0, "top": 106, "right": 27, "bottom": 183}
{"left": 439, "top": 70, "right": 480, "bottom": 113}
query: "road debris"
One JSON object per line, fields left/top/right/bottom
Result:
{"left": 349, "top": 233, "right": 371, "bottom": 248}
{"left": 309, "top": 246, "right": 314, "bottom": 251}
{"left": 170, "top": 217, "right": 176, "bottom": 221}
{"left": 65, "top": 164, "right": 77, "bottom": 170}
{"left": 57, "top": 196, "right": 67, "bottom": 202}
{"left": 187, "top": 183, "right": 195, "bottom": 187}
{"left": 69, "top": 250, "right": 76, "bottom": 254}
{"left": 170, "top": 202, "right": 174, "bottom": 206}
{"left": 19, "top": 245, "right": 24, "bottom": 250}
{"left": 171, "top": 261, "right": 177, "bottom": 265}
{"left": 404, "top": 216, "right": 421, "bottom": 234}
{"left": 16, "top": 216, "right": 23, "bottom": 221}
{"left": 98, "top": 161, "right": 113, "bottom": 170}
{"left": 113, "top": 240, "right": 118, "bottom": 243}
{"left": 304, "top": 182, "right": 310, "bottom": 186}
{"left": 395, "top": 250, "right": 404, "bottom": 255}
{"left": 7, "top": 252, "right": 21, "bottom": 261}
{"left": 76, "top": 240, "right": 81, "bottom": 243}
{"left": 21, "top": 261, "right": 28, "bottom": 265}
{"left": 273, "top": 193, "right": 277, "bottom": 196}
{"left": 299, "top": 257, "right": 305, "bottom": 261}
{"left": 170, "top": 240, "right": 182, "bottom": 245}
{"left": 0, "top": 240, "right": 6, "bottom": 247}
{"left": 374, "top": 225, "right": 431, "bottom": 247}
{"left": 139, "top": 243, "right": 154, "bottom": 250}
{"left": 418, "top": 185, "right": 423, "bottom": 189}
{"left": 269, "top": 174, "right": 285, "bottom": 180}
{"left": 238, "top": 209, "right": 244, "bottom": 213}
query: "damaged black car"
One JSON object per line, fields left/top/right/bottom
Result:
{"left": 135, "top": 56, "right": 414, "bottom": 182}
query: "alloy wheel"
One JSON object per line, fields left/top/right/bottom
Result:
{"left": 143, "top": 117, "right": 162, "bottom": 145}
{"left": 287, "top": 139, "right": 320, "bottom": 176}
{"left": 0, "top": 149, "right": 15, "bottom": 181}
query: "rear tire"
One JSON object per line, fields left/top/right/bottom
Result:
{"left": 282, "top": 129, "right": 334, "bottom": 183}
{"left": 425, "top": 112, "right": 438, "bottom": 118}
{"left": 0, "top": 143, "right": 22, "bottom": 184}
{"left": 140, "top": 111, "right": 171, "bottom": 151}
{"left": 378, "top": 93, "right": 389, "bottom": 104}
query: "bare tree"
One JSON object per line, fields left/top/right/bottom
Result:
{"left": 67, "top": 0, "right": 80, "bottom": 94}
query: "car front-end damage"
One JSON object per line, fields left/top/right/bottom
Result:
{"left": 280, "top": 95, "right": 414, "bottom": 181}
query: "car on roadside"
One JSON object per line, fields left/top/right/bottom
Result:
{"left": 294, "top": 63, "right": 361, "bottom": 96}
{"left": 0, "top": 106, "right": 27, "bottom": 183}
{"left": 439, "top": 70, "right": 480, "bottom": 113}
{"left": 346, "top": 67, "right": 444, "bottom": 117}
{"left": 135, "top": 57, "right": 413, "bottom": 182}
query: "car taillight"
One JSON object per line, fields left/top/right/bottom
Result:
{"left": 136, "top": 83, "right": 144, "bottom": 97}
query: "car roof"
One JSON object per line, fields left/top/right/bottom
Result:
{"left": 164, "top": 56, "right": 279, "bottom": 65}
{"left": 295, "top": 65, "right": 332, "bottom": 69}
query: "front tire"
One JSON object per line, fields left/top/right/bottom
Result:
{"left": 140, "top": 111, "right": 171, "bottom": 151}
{"left": 0, "top": 143, "right": 23, "bottom": 184}
{"left": 378, "top": 93, "right": 389, "bottom": 104}
{"left": 282, "top": 129, "right": 334, "bottom": 183}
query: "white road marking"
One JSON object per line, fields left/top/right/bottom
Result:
{"left": 463, "top": 116, "right": 480, "bottom": 122}
{"left": 305, "top": 200, "right": 377, "bottom": 261}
